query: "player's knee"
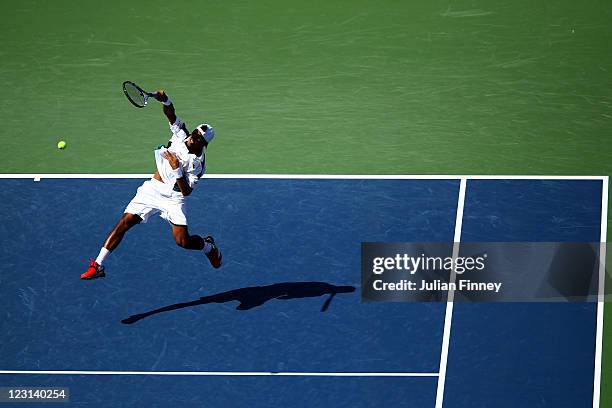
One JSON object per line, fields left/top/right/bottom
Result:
{"left": 117, "top": 219, "right": 131, "bottom": 232}
{"left": 118, "top": 214, "right": 140, "bottom": 231}
{"left": 174, "top": 235, "right": 189, "bottom": 248}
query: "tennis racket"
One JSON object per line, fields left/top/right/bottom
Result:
{"left": 122, "top": 81, "right": 156, "bottom": 108}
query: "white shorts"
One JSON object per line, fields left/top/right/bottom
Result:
{"left": 124, "top": 179, "right": 188, "bottom": 226}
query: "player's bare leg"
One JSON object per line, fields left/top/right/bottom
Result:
{"left": 81, "top": 213, "right": 142, "bottom": 279}
{"left": 172, "top": 224, "right": 222, "bottom": 268}
{"left": 103, "top": 213, "right": 142, "bottom": 251}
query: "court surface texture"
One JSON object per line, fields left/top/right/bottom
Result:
{"left": 0, "top": 174, "right": 607, "bottom": 407}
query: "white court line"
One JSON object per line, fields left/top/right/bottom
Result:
{"left": 0, "top": 370, "right": 438, "bottom": 377}
{"left": 593, "top": 176, "right": 609, "bottom": 408}
{"left": 435, "top": 178, "right": 467, "bottom": 408}
{"left": 0, "top": 174, "right": 606, "bottom": 181}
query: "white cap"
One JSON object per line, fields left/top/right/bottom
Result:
{"left": 197, "top": 124, "right": 215, "bottom": 143}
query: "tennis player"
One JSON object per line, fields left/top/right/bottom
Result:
{"left": 81, "top": 90, "right": 221, "bottom": 280}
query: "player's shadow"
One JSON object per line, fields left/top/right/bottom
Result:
{"left": 121, "top": 281, "right": 356, "bottom": 325}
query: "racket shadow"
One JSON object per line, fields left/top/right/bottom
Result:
{"left": 121, "top": 282, "right": 356, "bottom": 325}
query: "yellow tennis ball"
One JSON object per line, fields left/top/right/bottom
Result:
{"left": 57, "top": 141, "right": 67, "bottom": 149}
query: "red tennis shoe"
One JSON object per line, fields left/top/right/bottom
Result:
{"left": 81, "top": 259, "right": 106, "bottom": 280}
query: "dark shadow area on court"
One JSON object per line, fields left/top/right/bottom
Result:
{"left": 122, "top": 282, "right": 356, "bottom": 324}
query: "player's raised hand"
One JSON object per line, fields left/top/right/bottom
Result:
{"left": 153, "top": 89, "right": 169, "bottom": 103}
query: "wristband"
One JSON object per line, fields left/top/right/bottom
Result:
{"left": 169, "top": 165, "right": 183, "bottom": 178}
{"left": 162, "top": 97, "right": 172, "bottom": 106}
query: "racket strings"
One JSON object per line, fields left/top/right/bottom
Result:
{"left": 125, "top": 83, "right": 146, "bottom": 107}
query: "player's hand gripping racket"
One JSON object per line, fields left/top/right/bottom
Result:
{"left": 122, "top": 81, "right": 157, "bottom": 108}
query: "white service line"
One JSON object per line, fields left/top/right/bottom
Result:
{"left": 435, "top": 178, "right": 467, "bottom": 408}
{"left": 593, "top": 176, "right": 609, "bottom": 408}
{"left": 0, "top": 370, "right": 438, "bottom": 377}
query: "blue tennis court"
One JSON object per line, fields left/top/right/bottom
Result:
{"left": 0, "top": 175, "right": 606, "bottom": 407}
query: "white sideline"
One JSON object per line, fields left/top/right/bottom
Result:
{"left": 593, "top": 177, "right": 609, "bottom": 408}
{"left": 435, "top": 178, "right": 467, "bottom": 408}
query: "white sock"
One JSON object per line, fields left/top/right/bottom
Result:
{"left": 95, "top": 247, "right": 111, "bottom": 265}
{"left": 203, "top": 242, "right": 212, "bottom": 254}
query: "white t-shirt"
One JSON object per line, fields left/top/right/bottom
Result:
{"left": 154, "top": 117, "right": 205, "bottom": 189}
